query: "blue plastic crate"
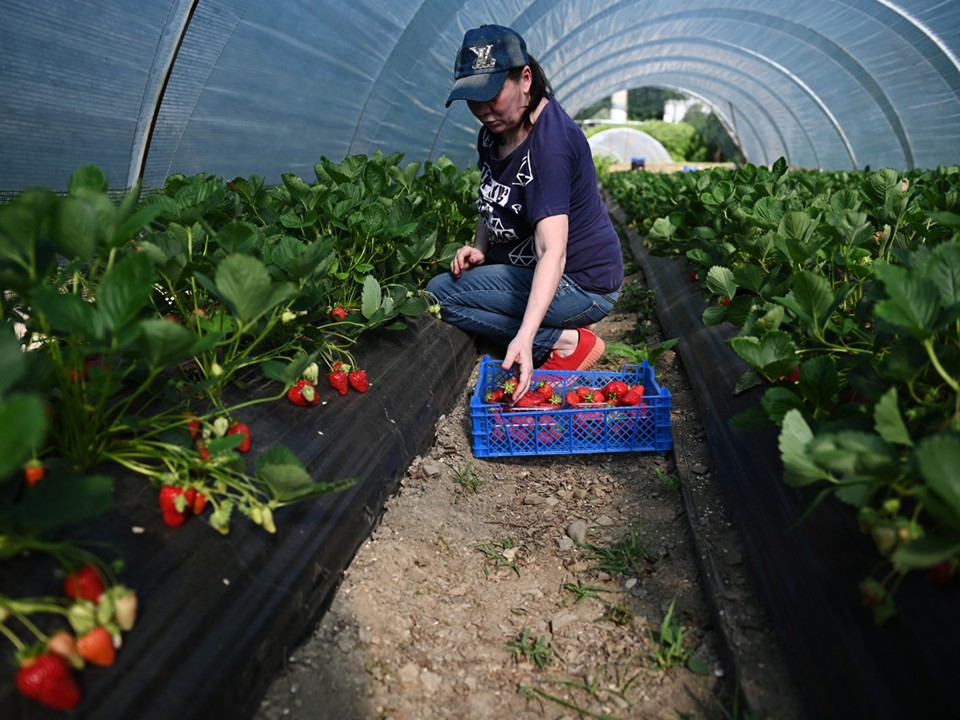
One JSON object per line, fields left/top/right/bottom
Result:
{"left": 470, "top": 355, "right": 672, "bottom": 458}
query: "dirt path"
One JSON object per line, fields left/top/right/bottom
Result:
{"left": 254, "top": 265, "right": 804, "bottom": 720}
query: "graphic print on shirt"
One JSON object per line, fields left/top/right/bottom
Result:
{"left": 477, "top": 151, "right": 537, "bottom": 267}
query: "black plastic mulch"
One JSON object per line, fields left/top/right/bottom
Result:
{"left": 622, "top": 222, "right": 960, "bottom": 719}
{"left": 1, "top": 315, "right": 476, "bottom": 720}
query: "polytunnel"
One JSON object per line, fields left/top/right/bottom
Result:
{"left": 3, "top": 3, "right": 960, "bottom": 720}
{"left": 3, "top": 0, "right": 960, "bottom": 194}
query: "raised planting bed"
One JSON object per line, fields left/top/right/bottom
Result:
{"left": 614, "top": 213, "right": 960, "bottom": 720}
{"left": 1, "top": 315, "right": 475, "bottom": 720}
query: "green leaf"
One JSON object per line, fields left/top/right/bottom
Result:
{"left": 891, "top": 535, "right": 960, "bottom": 572}
{"left": 873, "top": 387, "right": 913, "bottom": 447}
{"left": 0, "top": 395, "right": 47, "bottom": 479}
{"left": 705, "top": 265, "right": 736, "bottom": 299}
{"left": 779, "top": 409, "right": 833, "bottom": 487}
{"left": 138, "top": 319, "right": 217, "bottom": 370}
{"left": 873, "top": 261, "right": 940, "bottom": 339}
{"left": 808, "top": 431, "right": 900, "bottom": 480}
{"left": 213, "top": 254, "right": 298, "bottom": 326}
{"left": 361, "top": 274, "right": 382, "bottom": 320}
{"left": 254, "top": 445, "right": 356, "bottom": 503}
{"left": 916, "top": 433, "right": 960, "bottom": 519}
{"left": 50, "top": 196, "right": 98, "bottom": 260}
{"left": 30, "top": 287, "right": 103, "bottom": 338}
{"left": 928, "top": 241, "right": 960, "bottom": 308}
{"left": 759, "top": 386, "right": 804, "bottom": 424}
{"left": 0, "top": 329, "right": 28, "bottom": 397}
{"left": 13, "top": 472, "right": 114, "bottom": 533}
{"left": 776, "top": 271, "right": 834, "bottom": 332}
{"left": 728, "top": 330, "right": 797, "bottom": 378}
{"left": 797, "top": 354, "right": 841, "bottom": 409}
{"left": 97, "top": 251, "right": 155, "bottom": 331}
{"left": 261, "top": 354, "right": 317, "bottom": 386}
{"left": 779, "top": 211, "right": 816, "bottom": 244}
{"left": 68, "top": 164, "right": 109, "bottom": 194}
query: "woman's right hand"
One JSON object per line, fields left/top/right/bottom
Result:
{"left": 451, "top": 245, "right": 485, "bottom": 278}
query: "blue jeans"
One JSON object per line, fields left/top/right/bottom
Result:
{"left": 426, "top": 264, "right": 621, "bottom": 363}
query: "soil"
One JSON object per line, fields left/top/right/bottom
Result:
{"left": 254, "top": 264, "right": 807, "bottom": 720}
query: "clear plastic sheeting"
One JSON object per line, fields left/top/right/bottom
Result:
{"left": 1, "top": 0, "right": 959, "bottom": 192}
{"left": 587, "top": 128, "right": 673, "bottom": 165}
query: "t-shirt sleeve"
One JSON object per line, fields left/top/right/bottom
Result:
{"left": 527, "top": 121, "right": 577, "bottom": 224}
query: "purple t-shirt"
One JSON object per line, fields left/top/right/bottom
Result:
{"left": 475, "top": 98, "right": 623, "bottom": 294}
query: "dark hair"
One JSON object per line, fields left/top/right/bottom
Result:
{"left": 508, "top": 55, "right": 553, "bottom": 130}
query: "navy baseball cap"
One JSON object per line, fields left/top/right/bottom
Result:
{"left": 445, "top": 25, "right": 529, "bottom": 107}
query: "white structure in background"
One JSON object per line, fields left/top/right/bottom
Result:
{"left": 587, "top": 128, "right": 672, "bottom": 165}
{"left": 664, "top": 97, "right": 702, "bottom": 123}
{"left": 610, "top": 90, "right": 628, "bottom": 122}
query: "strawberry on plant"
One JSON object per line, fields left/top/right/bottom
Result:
{"left": 227, "top": 422, "right": 252, "bottom": 452}
{"left": 184, "top": 412, "right": 201, "bottom": 439}
{"left": 328, "top": 363, "right": 349, "bottom": 396}
{"left": 331, "top": 306, "right": 347, "bottom": 321}
{"left": 23, "top": 460, "right": 45, "bottom": 487}
{"left": 287, "top": 378, "right": 319, "bottom": 406}
{"left": 111, "top": 590, "right": 138, "bottom": 632}
{"left": 302, "top": 362, "right": 320, "bottom": 384}
{"left": 64, "top": 563, "right": 105, "bottom": 604}
{"left": 191, "top": 491, "right": 207, "bottom": 515}
{"left": 76, "top": 626, "right": 116, "bottom": 667}
{"left": 16, "top": 652, "right": 81, "bottom": 710}
{"left": 159, "top": 485, "right": 188, "bottom": 527}
{"left": 926, "top": 560, "right": 956, "bottom": 586}
{"left": 348, "top": 368, "right": 368, "bottom": 393}
{"left": 46, "top": 631, "right": 84, "bottom": 670}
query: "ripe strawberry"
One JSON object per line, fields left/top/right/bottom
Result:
{"left": 191, "top": 491, "right": 207, "bottom": 515}
{"left": 507, "top": 416, "right": 534, "bottom": 444}
{"left": 331, "top": 306, "right": 347, "bottom": 321}
{"left": 535, "top": 380, "right": 554, "bottom": 400}
{"left": 512, "top": 393, "right": 541, "bottom": 409}
{"left": 159, "top": 485, "right": 188, "bottom": 527}
{"left": 23, "top": 460, "right": 45, "bottom": 487}
{"left": 546, "top": 393, "right": 562, "bottom": 407}
{"left": 484, "top": 388, "right": 504, "bottom": 404}
{"left": 328, "top": 364, "right": 349, "bottom": 395}
{"left": 603, "top": 380, "right": 629, "bottom": 400}
{"left": 16, "top": 653, "right": 81, "bottom": 710}
{"left": 565, "top": 391, "right": 581, "bottom": 407}
{"left": 926, "top": 560, "right": 956, "bottom": 586}
{"left": 76, "top": 626, "right": 116, "bottom": 667}
{"left": 719, "top": 297, "right": 731, "bottom": 306}
{"left": 348, "top": 368, "right": 368, "bottom": 393}
{"left": 618, "top": 388, "right": 643, "bottom": 406}
{"left": 63, "top": 563, "right": 105, "bottom": 604}
{"left": 227, "top": 422, "right": 251, "bottom": 452}
{"left": 287, "top": 378, "right": 319, "bottom": 406}
{"left": 501, "top": 377, "right": 517, "bottom": 396}
{"left": 184, "top": 412, "right": 201, "bottom": 439}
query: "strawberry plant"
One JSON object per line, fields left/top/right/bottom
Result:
{"left": 603, "top": 160, "right": 960, "bottom": 616}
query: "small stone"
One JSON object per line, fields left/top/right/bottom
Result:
{"left": 691, "top": 463, "right": 710, "bottom": 475}
{"left": 522, "top": 494, "right": 546, "bottom": 505}
{"left": 556, "top": 537, "right": 575, "bottom": 551}
{"left": 566, "top": 519, "right": 589, "bottom": 544}
{"left": 421, "top": 460, "right": 445, "bottom": 477}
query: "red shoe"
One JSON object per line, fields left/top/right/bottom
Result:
{"left": 540, "top": 328, "right": 605, "bottom": 372}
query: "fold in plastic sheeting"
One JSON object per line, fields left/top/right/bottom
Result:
{"left": 587, "top": 128, "right": 673, "bottom": 165}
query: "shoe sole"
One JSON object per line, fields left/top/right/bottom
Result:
{"left": 575, "top": 335, "right": 605, "bottom": 371}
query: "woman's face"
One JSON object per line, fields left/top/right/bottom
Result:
{"left": 467, "top": 67, "right": 532, "bottom": 136}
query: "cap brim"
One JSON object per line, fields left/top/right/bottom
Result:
{"left": 445, "top": 69, "right": 509, "bottom": 108}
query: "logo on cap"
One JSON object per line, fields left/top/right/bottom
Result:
{"left": 471, "top": 44, "right": 496, "bottom": 70}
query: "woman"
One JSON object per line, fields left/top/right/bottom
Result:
{"left": 428, "top": 24, "right": 623, "bottom": 400}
